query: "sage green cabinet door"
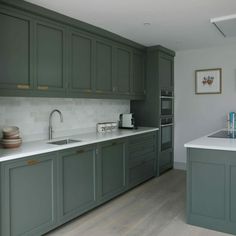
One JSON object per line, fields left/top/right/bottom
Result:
{"left": 35, "top": 20, "right": 66, "bottom": 93}
{"left": 1, "top": 153, "right": 57, "bottom": 236}
{"left": 132, "top": 51, "right": 145, "bottom": 96}
{"left": 0, "top": 10, "right": 32, "bottom": 91}
{"left": 95, "top": 40, "right": 113, "bottom": 93}
{"left": 116, "top": 47, "right": 131, "bottom": 95}
{"left": 230, "top": 165, "right": 236, "bottom": 222}
{"left": 158, "top": 52, "right": 174, "bottom": 88}
{"left": 59, "top": 146, "right": 97, "bottom": 222}
{"left": 69, "top": 30, "right": 93, "bottom": 94}
{"left": 98, "top": 140, "right": 126, "bottom": 201}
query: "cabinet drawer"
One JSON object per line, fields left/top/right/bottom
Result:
{"left": 159, "top": 149, "right": 173, "bottom": 173}
{"left": 129, "top": 152, "right": 155, "bottom": 168}
{"left": 128, "top": 159, "right": 155, "bottom": 188}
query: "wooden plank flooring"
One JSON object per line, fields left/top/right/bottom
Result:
{"left": 46, "top": 170, "right": 230, "bottom": 236}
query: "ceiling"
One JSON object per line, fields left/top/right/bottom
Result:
{"left": 25, "top": 0, "right": 236, "bottom": 51}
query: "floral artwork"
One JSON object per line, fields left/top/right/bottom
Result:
{"left": 195, "top": 68, "right": 222, "bottom": 94}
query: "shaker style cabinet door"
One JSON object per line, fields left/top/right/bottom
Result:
{"left": 0, "top": 153, "right": 57, "bottom": 236}
{"left": 34, "top": 20, "right": 66, "bottom": 94}
{"left": 158, "top": 52, "right": 174, "bottom": 88}
{"left": 58, "top": 146, "right": 97, "bottom": 223}
{"left": 68, "top": 29, "right": 93, "bottom": 95}
{"left": 132, "top": 51, "right": 145, "bottom": 96}
{"left": 115, "top": 47, "right": 132, "bottom": 95}
{"left": 95, "top": 40, "right": 114, "bottom": 94}
{"left": 0, "top": 10, "right": 33, "bottom": 92}
{"left": 97, "top": 140, "right": 126, "bottom": 202}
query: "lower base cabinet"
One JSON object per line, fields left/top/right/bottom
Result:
{"left": 0, "top": 132, "right": 157, "bottom": 236}
{"left": 58, "top": 145, "right": 97, "bottom": 223}
{"left": 97, "top": 139, "right": 126, "bottom": 202}
{"left": 0, "top": 153, "right": 57, "bottom": 236}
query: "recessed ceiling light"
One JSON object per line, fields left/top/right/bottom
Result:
{"left": 144, "top": 22, "right": 151, "bottom": 26}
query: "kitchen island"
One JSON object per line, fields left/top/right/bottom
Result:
{"left": 185, "top": 129, "right": 236, "bottom": 235}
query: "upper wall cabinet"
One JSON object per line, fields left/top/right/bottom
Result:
{"left": 34, "top": 20, "right": 66, "bottom": 95}
{"left": 132, "top": 51, "right": 145, "bottom": 97}
{"left": 95, "top": 40, "right": 114, "bottom": 94}
{"left": 115, "top": 47, "right": 132, "bottom": 95}
{"left": 158, "top": 52, "right": 174, "bottom": 89}
{"left": 68, "top": 28, "right": 94, "bottom": 95}
{"left": 0, "top": 10, "right": 33, "bottom": 93}
{"left": 0, "top": 2, "right": 147, "bottom": 99}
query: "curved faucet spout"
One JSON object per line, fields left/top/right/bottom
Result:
{"left": 49, "top": 109, "right": 63, "bottom": 140}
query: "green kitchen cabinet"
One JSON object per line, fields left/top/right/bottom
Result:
{"left": 0, "top": 152, "right": 57, "bottom": 236}
{"left": 115, "top": 46, "right": 132, "bottom": 95}
{"left": 158, "top": 51, "right": 174, "bottom": 88}
{"left": 132, "top": 50, "right": 145, "bottom": 97}
{"left": 0, "top": 9, "right": 33, "bottom": 95}
{"left": 97, "top": 139, "right": 126, "bottom": 202}
{"left": 34, "top": 19, "right": 67, "bottom": 96}
{"left": 128, "top": 132, "right": 157, "bottom": 188}
{"left": 68, "top": 28, "right": 94, "bottom": 96}
{"left": 187, "top": 148, "right": 236, "bottom": 235}
{"left": 58, "top": 145, "right": 97, "bottom": 223}
{"left": 95, "top": 40, "right": 114, "bottom": 94}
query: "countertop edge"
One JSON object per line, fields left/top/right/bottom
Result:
{"left": 0, "top": 127, "right": 159, "bottom": 162}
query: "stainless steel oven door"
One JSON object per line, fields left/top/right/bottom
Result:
{"left": 160, "top": 96, "right": 173, "bottom": 116}
{"left": 160, "top": 120, "right": 173, "bottom": 151}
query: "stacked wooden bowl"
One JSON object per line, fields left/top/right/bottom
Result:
{"left": 2, "top": 126, "right": 22, "bottom": 148}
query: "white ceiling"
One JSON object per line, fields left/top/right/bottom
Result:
{"left": 25, "top": 0, "right": 236, "bottom": 51}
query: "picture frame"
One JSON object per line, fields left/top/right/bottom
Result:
{"left": 195, "top": 68, "right": 222, "bottom": 94}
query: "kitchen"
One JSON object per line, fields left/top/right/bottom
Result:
{"left": 0, "top": 0, "right": 236, "bottom": 235}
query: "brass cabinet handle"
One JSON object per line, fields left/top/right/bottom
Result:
{"left": 27, "top": 160, "right": 39, "bottom": 165}
{"left": 38, "top": 86, "right": 49, "bottom": 90}
{"left": 77, "top": 149, "right": 85, "bottom": 154}
{"left": 84, "top": 89, "right": 92, "bottom": 93}
{"left": 17, "top": 84, "right": 30, "bottom": 89}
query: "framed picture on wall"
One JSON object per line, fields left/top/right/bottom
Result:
{"left": 195, "top": 68, "right": 222, "bottom": 94}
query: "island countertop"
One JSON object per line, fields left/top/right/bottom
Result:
{"left": 0, "top": 127, "right": 159, "bottom": 162}
{"left": 184, "top": 129, "right": 236, "bottom": 151}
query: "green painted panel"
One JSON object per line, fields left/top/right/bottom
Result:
{"left": 133, "top": 52, "right": 145, "bottom": 95}
{"left": 159, "top": 53, "right": 173, "bottom": 88}
{"left": 95, "top": 41, "right": 113, "bottom": 92}
{"left": 0, "top": 12, "right": 31, "bottom": 89}
{"left": 60, "top": 147, "right": 96, "bottom": 217}
{"left": 191, "top": 161, "right": 225, "bottom": 219}
{"left": 71, "top": 32, "right": 92, "bottom": 91}
{"left": 1, "top": 153, "right": 57, "bottom": 236}
{"left": 99, "top": 141, "right": 126, "bottom": 198}
{"left": 230, "top": 165, "right": 236, "bottom": 222}
{"left": 116, "top": 48, "right": 131, "bottom": 93}
{"left": 36, "top": 22, "right": 65, "bottom": 89}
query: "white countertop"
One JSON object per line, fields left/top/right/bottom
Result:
{"left": 0, "top": 127, "right": 158, "bottom": 162}
{"left": 184, "top": 129, "right": 236, "bottom": 151}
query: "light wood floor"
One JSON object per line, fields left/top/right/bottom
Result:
{"left": 46, "top": 170, "right": 230, "bottom": 236}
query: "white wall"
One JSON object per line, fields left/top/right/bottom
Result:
{"left": 174, "top": 44, "right": 236, "bottom": 168}
{"left": 0, "top": 97, "right": 129, "bottom": 141}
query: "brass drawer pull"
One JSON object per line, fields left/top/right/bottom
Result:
{"left": 77, "top": 150, "right": 85, "bottom": 154}
{"left": 27, "top": 160, "right": 39, "bottom": 165}
{"left": 38, "top": 86, "right": 49, "bottom": 90}
{"left": 84, "top": 89, "right": 92, "bottom": 92}
{"left": 17, "top": 84, "right": 30, "bottom": 89}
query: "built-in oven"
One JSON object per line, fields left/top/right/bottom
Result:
{"left": 160, "top": 117, "right": 173, "bottom": 151}
{"left": 160, "top": 89, "right": 174, "bottom": 116}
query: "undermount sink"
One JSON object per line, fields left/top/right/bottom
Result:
{"left": 47, "top": 139, "right": 81, "bottom": 145}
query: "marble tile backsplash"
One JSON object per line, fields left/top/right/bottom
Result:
{"left": 0, "top": 97, "right": 130, "bottom": 141}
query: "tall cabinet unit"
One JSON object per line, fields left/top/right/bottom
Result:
{"left": 131, "top": 46, "right": 175, "bottom": 175}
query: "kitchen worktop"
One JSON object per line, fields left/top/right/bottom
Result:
{"left": 184, "top": 129, "right": 236, "bottom": 151}
{"left": 0, "top": 127, "right": 158, "bottom": 162}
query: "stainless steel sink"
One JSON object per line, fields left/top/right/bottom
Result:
{"left": 48, "top": 139, "right": 81, "bottom": 145}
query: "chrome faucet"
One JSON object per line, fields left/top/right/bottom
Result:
{"left": 49, "top": 109, "right": 63, "bottom": 140}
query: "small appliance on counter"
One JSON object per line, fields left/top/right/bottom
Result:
{"left": 119, "top": 113, "right": 137, "bottom": 129}
{"left": 1, "top": 126, "right": 22, "bottom": 148}
{"left": 97, "top": 122, "right": 118, "bottom": 133}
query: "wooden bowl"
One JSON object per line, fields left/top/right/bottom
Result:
{"left": 2, "top": 126, "right": 20, "bottom": 138}
{"left": 2, "top": 138, "right": 22, "bottom": 149}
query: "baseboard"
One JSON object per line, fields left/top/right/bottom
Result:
{"left": 174, "top": 161, "right": 186, "bottom": 170}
